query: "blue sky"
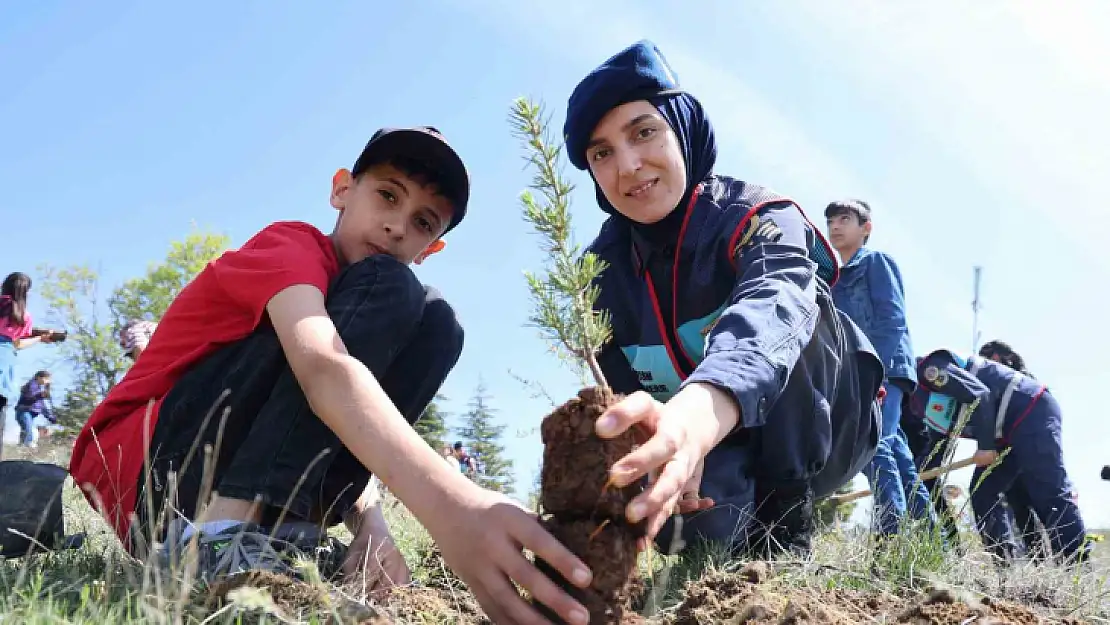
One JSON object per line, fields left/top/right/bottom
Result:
{"left": 4, "top": 1, "right": 1109, "bottom": 528}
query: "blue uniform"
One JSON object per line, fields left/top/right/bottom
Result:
{"left": 590, "top": 177, "right": 884, "bottom": 552}
{"left": 564, "top": 38, "right": 883, "bottom": 556}
{"left": 916, "top": 349, "right": 1089, "bottom": 561}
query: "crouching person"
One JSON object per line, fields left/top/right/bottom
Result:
{"left": 70, "top": 127, "right": 599, "bottom": 625}
{"left": 915, "top": 348, "right": 1090, "bottom": 564}
{"left": 560, "top": 40, "right": 885, "bottom": 559}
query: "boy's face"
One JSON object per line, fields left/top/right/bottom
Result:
{"left": 826, "top": 212, "right": 870, "bottom": 251}
{"left": 585, "top": 100, "right": 687, "bottom": 225}
{"left": 329, "top": 163, "right": 454, "bottom": 266}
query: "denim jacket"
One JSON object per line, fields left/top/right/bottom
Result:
{"left": 831, "top": 246, "right": 916, "bottom": 385}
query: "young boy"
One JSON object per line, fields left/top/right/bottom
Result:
{"left": 825, "top": 199, "right": 933, "bottom": 536}
{"left": 70, "top": 127, "right": 596, "bottom": 625}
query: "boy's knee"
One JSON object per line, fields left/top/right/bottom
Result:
{"left": 422, "top": 286, "right": 464, "bottom": 359}
{"left": 328, "top": 255, "right": 427, "bottom": 327}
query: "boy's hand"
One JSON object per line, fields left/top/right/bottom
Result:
{"left": 596, "top": 390, "right": 718, "bottom": 543}
{"left": 432, "top": 488, "right": 593, "bottom": 625}
{"left": 342, "top": 515, "right": 410, "bottom": 597}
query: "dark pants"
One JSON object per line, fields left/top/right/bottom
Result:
{"left": 132, "top": 256, "right": 463, "bottom": 549}
{"left": 970, "top": 392, "right": 1089, "bottom": 562}
{"left": 653, "top": 282, "right": 883, "bottom": 556}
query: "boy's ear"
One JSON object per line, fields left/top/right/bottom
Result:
{"left": 414, "top": 239, "right": 446, "bottom": 265}
{"left": 331, "top": 168, "right": 353, "bottom": 211}
{"left": 862, "top": 220, "right": 873, "bottom": 238}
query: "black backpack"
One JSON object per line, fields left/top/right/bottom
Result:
{"left": 0, "top": 460, "right": 82, "bottom": 558}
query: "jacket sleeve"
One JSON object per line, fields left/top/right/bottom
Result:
{"left": 681, "top": 201, "right": 819, "bottom": 429}
{"left": 864, "top": 252, "right": 909, "bottom": 377}
{"left": 918, "top": 352, "right": 997, "bottom": 451}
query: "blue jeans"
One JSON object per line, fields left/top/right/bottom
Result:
{"left": 15, "top": 410, "right": 35, "bottom": 446}
{"left": 865, "top": 383, "right": 934, "bottom": 535}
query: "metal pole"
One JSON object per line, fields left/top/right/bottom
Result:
{"left": 971, "top": 266, "right": 982, "bottom": 353}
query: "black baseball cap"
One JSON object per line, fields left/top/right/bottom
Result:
{"left": 351, "top": 126, "right": 470, "bottom": 234}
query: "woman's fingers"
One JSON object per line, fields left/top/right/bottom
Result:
{"left": 595, "top": 391, "right": 660, "bottom": 439}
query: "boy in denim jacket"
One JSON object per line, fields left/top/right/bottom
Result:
{"left": 826, "top": 199, "right": 933, "bottom": 536}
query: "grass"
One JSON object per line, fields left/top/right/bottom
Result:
{"left": 2, "top": 437, "right": 1108, "bottom": 624}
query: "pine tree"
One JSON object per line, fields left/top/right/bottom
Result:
{"left": 457, "top": 382, "right": 515, "bottom": 494}
{"left": 413, "top": 393, "right": 450, "bottom": 452}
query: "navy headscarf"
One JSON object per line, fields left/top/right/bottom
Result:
{"left": 564, "top": 40, "right": 718, "bottom": 244}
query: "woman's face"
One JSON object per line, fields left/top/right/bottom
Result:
{"left": 585, "top": 100, "right": 687, "bottom": 224}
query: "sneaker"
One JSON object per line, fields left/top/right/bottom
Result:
{"left": 157, "top": 522, "right": 304, "bottom": 585}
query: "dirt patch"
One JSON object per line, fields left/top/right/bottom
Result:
{"left": 382, "top": 584, "right": 489, "bottom": 624}
{"left": 665, "top": 568, "right": 1087, "bottom": 625}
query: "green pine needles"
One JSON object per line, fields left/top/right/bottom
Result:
{"left": 509, "top": 96, "right": 612, "bottom": 390}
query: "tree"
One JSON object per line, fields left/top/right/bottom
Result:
{"left": 36, "top": 265, "right": 130, "bottom": 427}
{"left": 509, "top": 97, "right": 612, "bottom": 390}
{"left": 413, "top": 393, "right": 450, "bottom": 452}
{"left": 109, "top": 230, "right": 230, "bottom": 324}
{"left": 37, "top": 229, "right": 230, "bottom": 427}
{"left": 457, "top": 383, "right": 515, "bottom": 494}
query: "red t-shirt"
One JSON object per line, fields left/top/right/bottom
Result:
{"left": 69, "top": 221, "right": 340, "bottom": 546}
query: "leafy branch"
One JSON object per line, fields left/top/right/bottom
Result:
{"left": 508, "top": 96, "right": 612, "bottom": 390}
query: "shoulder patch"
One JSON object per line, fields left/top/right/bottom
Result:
{"left": 923, "top": 365, "right": 939, "bottom": 382}
{"left": 732, "top": 214, "right": 784, "bottom": 258}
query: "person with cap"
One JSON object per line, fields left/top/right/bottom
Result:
{"left": 70, "top": 127, "right": 597, "bottom": 624}
{"left": 824, "top": 198, "right": 935, "bottom": 539}
{"left": 914, "top": 347, "right": 1091, "bottom": 564}
{"left": 564, "top": 40, "right": 885, "bottom": 559}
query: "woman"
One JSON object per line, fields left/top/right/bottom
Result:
{"left": 0, "top": 273, "right": 55, "bottom": 447}
{"left": 564, "top": 40, "right": 884, "bottom": 557}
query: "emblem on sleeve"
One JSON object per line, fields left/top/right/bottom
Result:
{"left": 924, "top": 365, "right": 939, "bottom": 382}
{"left": 733, "top": 215, "right": 785, "bottom": 259}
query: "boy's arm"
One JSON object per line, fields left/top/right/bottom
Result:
{"left": 917, "top": 352, "right": 997, "bottom": 451}
{"left": 681, "top": 201, "right": 819, "bottom": 430}
{"left": 864, "top": 251, "right": 909, "bottom": 374}
{"left": 266, "top": 284, "right": 592, "bottom": 624}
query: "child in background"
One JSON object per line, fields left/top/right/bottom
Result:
{"left": 915, "top": 347, "right": 1090, "bottom": 563}
{"left": 13, "top": 370, "right": 54, "bottom": 448}
{"left": 119, "top": 319, "right": 159, "bottom": 360}
{"left": 0, "top": 272, "right": 56, "bottom": 449}
{"left": 826, "top": 199, "right": 934, "bottom": 537}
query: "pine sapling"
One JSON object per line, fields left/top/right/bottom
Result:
{"left": 510, "top": 97, "right": 612, "bottom": 391}
{"left": 509, "top": 96, "right": 645, "bottom": 624}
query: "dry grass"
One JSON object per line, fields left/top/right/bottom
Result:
{"left": 2, "top": 437, "right": 1107, "bottom": 624}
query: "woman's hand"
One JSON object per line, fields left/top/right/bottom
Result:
{"left": 596, "top": 384, "right": 736, "bottom": 544}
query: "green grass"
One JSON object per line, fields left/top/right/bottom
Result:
{"left": 2, "top": 439, "right": 1108, "bottom": 624}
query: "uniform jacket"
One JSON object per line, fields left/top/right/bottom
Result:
{"left": 916, "top": 349, "right": 1048, "bottom": 451}
{"left": 831, "top": 247, "right": 916, "bottom": 385}
{"left": 589, "top": 175, "right": 884, "bottom": 495}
